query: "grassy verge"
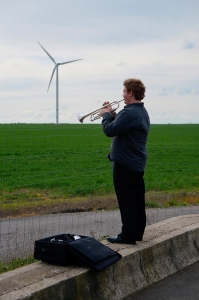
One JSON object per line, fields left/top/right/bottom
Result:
{"left": 0, "top": 256, "right": 36, "bottom": 274}
{"left": 1, "top": 188, "right": 199, "bottom": 218}
{"left": 145, "top": 190, "right": 199, "bottom": 208}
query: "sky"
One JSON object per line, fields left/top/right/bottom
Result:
{"left": 0, "top": 0, "right": 199, "bottom": 124}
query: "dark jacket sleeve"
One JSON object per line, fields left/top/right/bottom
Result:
{"left": 102, "top": 110, "right": 135, "bottom": 137}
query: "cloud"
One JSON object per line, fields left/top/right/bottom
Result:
{"left": 178, "top": 89, "right": 191, "bottom": 95}
{"left": 22, "top": 110, "right": 35, "bottom": 117}
{"left": 183, "top": 40, "right": 198, "bottom": 49}
{"left": 159, "top": 88, "right": 174, "bottom": 96}
{"left": 149, "top": 109, "right": 195, "bottom": 124}
{"left": 117, "top": 62, "right": 127, "bottom": 67}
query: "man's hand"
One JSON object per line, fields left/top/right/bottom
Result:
{"left": 99, "top": 102, "right": 111, "bottom": 117}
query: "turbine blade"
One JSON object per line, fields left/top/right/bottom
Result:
{"left": 59, "top": 59, "right": 82, "bottom": 65}
{"left": 38, "top": 42, "right": 56, "bottom": 64}
{"left": 47, "top": 65, "right": 57, "bottom": 92}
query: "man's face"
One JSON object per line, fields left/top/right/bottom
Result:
{"left": 122, "top": 87, "right": 132, "bottom": 104}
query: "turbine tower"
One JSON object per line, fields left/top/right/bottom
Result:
{"left": 38, "top": 42, "right": 82, "bottom": 124}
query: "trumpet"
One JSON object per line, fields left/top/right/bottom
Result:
{"left": 77, "top": 99, "right": 124, "bottom": 123}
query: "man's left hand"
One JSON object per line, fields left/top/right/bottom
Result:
{"left": 99, "top": 102, "right": 112, "bottom": 117}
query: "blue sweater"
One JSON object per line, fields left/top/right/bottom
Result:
{"left": 102, "top": 102, "right": 150, "bottom": 171}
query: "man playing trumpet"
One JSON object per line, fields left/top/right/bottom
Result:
{"left": 99, "top": 78, "right": 150, "bottom": 244}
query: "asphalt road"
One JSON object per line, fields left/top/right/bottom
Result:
{"left": 1, "top": 205, "right": 199, "bottom": 261}
{"left": 129, "top": 261, "right": 199, "bottom": 300}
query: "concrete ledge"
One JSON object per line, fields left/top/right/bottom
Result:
{"left": 1, "top": 214, "right": 199, "bottom": 300}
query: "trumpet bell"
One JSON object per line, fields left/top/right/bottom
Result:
{"left": 77, "top": 113, "right": 84, "bottom": 123}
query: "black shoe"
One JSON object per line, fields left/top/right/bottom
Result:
{"left": 107, "top": 235, "right": 136, "bottom": 244}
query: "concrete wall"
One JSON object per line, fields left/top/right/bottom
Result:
{"left": 1, "top": 214, "right": 199, "bottom": 300}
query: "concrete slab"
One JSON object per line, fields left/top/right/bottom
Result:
{"left": 0, "top": 214, "right": 199, "bottom": 300}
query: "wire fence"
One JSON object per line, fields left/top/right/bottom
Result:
{"left": 0, "top": 123, "right": 199, "bottom": 262}
{"left": 1, "top": 206, "right": 199, "bottom": 263}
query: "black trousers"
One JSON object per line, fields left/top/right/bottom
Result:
{"left": 113, "top": 162, "right": 146, "bottom": 242}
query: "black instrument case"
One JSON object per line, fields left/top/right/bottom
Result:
{"left": 34, "top": 233, "right": 122, "bottom": 271}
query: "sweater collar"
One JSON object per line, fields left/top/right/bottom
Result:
{"left": 125, "top": 102, "right": 144, "bottom": 108}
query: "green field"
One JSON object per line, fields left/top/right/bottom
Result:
{"left": 0, "top": 124, "right": 199, "bottom": 216}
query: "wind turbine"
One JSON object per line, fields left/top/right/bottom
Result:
{"left": 38, "top": 42, "right": 82, "bottom": 124}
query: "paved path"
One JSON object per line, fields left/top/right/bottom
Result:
{"left": 129, "top": 261, "right": 199, "bottom": 300}
{"left": 1, "top": 206, "right": 199, "bottom": 261}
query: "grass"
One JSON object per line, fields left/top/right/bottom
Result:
{"left": 145, "top": 124, "right": 199, "bottom": 191}
{"left": 1, "top": 189, "right": 199, "bottom": 217}
{"left": 0, "top": 123, "right": 198, "bottom": 273}
{"left": 0, "top": 123, "right": 199, "bottom": 217}
{"left": 0, "top": 256, "right": 36, "bottom": 274}
{"left": 0, "top": 124, "right": 112, "bottom": 194}
{"left": 145, "top": 190, "right": 199, "bottom": 208}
